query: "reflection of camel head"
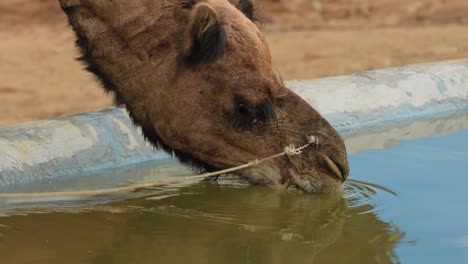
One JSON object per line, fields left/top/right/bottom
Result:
{"left": 59, "top": 0, "right": 349, "bottom": 193}
{"left": 0, "top": 184, "right": 402, "bottom": 263}
{"left": 93, "top": 184, "right": 401, "bottom": 263}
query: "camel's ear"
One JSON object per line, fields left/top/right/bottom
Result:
{"left": 185, "top": 3, "right": 227, "bottom": 64}
{"left": 236, "top": 0, "right": 255, "bottom": 20}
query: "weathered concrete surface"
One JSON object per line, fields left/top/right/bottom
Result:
{"left": 0, "top": 109, "right": 169, "bottom": 187}
{"left": 289, "top": 58, "right": 468, "bottom": 136}
{"left": 1, "top": 59, "right": 467, "bottom": 189}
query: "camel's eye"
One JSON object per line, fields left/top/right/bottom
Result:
{"left": 225, "top": 96, "right": 276, "bottom": 129}
{"left": 237, "top": 102, "right": 252, "bottom": 117}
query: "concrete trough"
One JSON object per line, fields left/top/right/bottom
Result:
{"left": 1, "top": 59, "right": 468, "bottom": 189}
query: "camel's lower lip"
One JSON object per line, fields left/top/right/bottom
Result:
{"left": 286, "top": 167, "right": 344, "bottom": 193}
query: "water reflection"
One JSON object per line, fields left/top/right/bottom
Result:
{"left": 0, "top": 181, "right": 403, "bottom": 264}
{"left": 345, "top": 112, "right": 468, "bottom": 154}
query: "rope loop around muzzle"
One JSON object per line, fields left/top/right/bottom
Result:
{"left": 284, "top": 145, "right": 302, "bottom": 157}
{"left": 0, "top": 135, "right": 320, "bottom": 199}
{"left": 284, "top": 135, "right": 319, "bottom": 158}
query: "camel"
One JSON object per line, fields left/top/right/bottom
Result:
{"left": 58, "top": 0, "right": 350, "bottom": 193}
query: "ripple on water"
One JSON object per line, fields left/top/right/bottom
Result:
{"left": 0, "top": 176, "right": 395, "bottom": 222}
{"left": 344, "top": 179, "right": 397, "bottom": 208}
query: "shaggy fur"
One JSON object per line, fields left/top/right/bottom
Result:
{"left": 59, "top": 0, "right": 350, "bottom": 193}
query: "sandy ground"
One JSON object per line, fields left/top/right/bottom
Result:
{"left": 1, "top": 0, "right": 468, "bottom": 126}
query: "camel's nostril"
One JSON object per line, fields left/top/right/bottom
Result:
{"left": 321, "top": 154, "right": 347, "bottom": 182}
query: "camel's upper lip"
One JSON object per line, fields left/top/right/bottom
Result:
{"left": 321, "top": 154, "right": 347, "bottom": 182}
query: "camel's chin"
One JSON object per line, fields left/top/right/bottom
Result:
{"left": 240, "top": 165, "right": 344, "bottom": 193}
{"left": 287, "top": 170, "right": 344, "bottom": 193}
{"left": 240, "top": 164, "right": 284, "bottom": 188}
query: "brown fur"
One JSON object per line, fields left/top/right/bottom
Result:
{"left": 59, "top": 0, "right": 349, "bottom": 193}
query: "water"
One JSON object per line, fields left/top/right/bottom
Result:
{"left": 0, "top": 118, "right": 467, "bottom": 264}
{"left": 351, "top": 129, "right": 468, "bottom": 263}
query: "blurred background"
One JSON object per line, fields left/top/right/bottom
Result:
{"left": 0, "top": 0, "right": 467, "bottom": 126}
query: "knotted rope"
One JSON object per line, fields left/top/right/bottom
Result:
{"left": 0, "top": 136, "right": 319, "bottom": 199}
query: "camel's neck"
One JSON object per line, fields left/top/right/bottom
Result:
{"left": 60, "top": 0, "right": 185, "bottom": 125}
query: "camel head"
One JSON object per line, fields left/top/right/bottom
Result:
{"left": 59, "top": 0, "right": 349, "bottom": 193}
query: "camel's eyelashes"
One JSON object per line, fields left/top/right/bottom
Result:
{"left": 226, "top": 96, "right": 276, "bottom": 129}
{"left": 184, "top": 3, "right": 227, "bottom": 64}
{"left": 259, "top": 101, "right": 277, "bottom": 122}
{"left": 238, "top": 101, "right": 276, "bottom": 126}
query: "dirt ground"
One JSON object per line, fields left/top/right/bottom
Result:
{"left": 1, "top": 0, "right": 468, "bottom": 126}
